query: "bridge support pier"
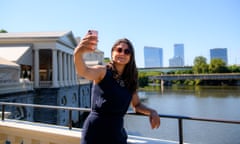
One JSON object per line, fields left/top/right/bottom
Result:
{"left": 161, "top": 79, "right": 164, "bottom": 93}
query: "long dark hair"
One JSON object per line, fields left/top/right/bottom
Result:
{"left": 107, "top": 38, "right": 138, "bottom": 93}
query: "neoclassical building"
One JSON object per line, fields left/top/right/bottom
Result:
{"left": 0, "top": 31, "right": 104, "bottom": 89}
{"left": 0, "top": 31, "right": 104, "bottom": 126}
{"left": 0, "top": 31, "right": 78, "bottom": 88}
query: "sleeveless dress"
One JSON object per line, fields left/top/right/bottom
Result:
{"left": 80, "top": 68, "right": 133, "bottom": 144}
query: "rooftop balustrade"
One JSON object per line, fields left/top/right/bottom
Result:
{"left": 0, "top": 80, "right": 33, "bottom": 95}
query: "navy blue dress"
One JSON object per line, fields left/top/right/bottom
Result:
{"left": 81, "top": 68, "right": 133, "bottom": 144}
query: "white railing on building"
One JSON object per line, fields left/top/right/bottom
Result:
{"left": 39, "top": 81, "right": 53, "bottom": 88}
{"left": 0, "top": 79, "right": 33, "bottom": 94}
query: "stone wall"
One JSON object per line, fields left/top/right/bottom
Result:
{"left": 0, "top": 83, "right": 92, "bottom": 127}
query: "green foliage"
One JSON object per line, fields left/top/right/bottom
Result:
{"left": 195, "top": 79, "right": 201, "bottom": 85}
{"left": 228, "top": 65, "right": 240, "bottom": 73}
{"left": 0, "top": 29, "right": 7, "bottom": 33}
{"left": 138, "top": 71, "right": 163, "bottom": 88}
{"left": 174, "top": 69, "right": 193, "bottom": 74}
{"left": 184, "top": 79, "right": 195, "bottom": 86}
{"left": 192, "top": 56, "right": 240, "bottom": 74}
{"left": 138, "top": 57, "right": 240, "bottom": 87}
{"left": 209, "top": 58, "right": 228, "bottom": 73}
{"left": 138, "top": 76, "right": 148, "bottom": 87}
{"left": 193, "top": 56, "right": 208, "bottom": 74}
{"left": 104, "top": 57, "right": 110, "bottom": 63}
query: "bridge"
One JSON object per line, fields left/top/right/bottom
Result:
{"left": 138, "top": 66, "right": 192, "bottom": 73}
{"left": 149, "top": 73, "right": 240, "bottom": 81}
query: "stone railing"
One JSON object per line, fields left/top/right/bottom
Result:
{"left": 0, "top": 119, "right": 81, "bottom": 144}
{"left": 0, "top": 119, "right": 172, "bottom": 144}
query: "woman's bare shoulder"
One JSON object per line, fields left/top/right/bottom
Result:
{"left": 92, "top": 65, "right": 107, "bottom": 83}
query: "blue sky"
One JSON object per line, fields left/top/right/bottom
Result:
{"left": 1, "top": 0, "right": 240, "bottom": 67}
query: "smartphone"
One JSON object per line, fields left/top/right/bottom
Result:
{"left": 88, "top": 30, "right": 98, "bottom": 37}
{"left": 87, "top": 30, "right": 98, "bottom": 50}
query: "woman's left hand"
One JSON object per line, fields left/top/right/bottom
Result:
{"left": 149, "top": 110, "right": 160, "bottom": 129}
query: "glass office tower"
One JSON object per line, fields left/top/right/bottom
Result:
{"left": 169, "top": 44, "right": 184, "bottom": 67}
{"left": 144, "top": 46, "right": 163, "bottom": 67}
{"left": 210, "top": 48, "right": 228, "bottom": 64}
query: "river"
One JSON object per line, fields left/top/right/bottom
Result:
{"left": 124, "top": 86, "right": 240, "bottom": 144}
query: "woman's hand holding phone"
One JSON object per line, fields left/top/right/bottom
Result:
{"left": 87, "top": 30, "right": 98, "bottom": 50}
{"left": 74, "top": 30, "right": 98, "bottom": 54}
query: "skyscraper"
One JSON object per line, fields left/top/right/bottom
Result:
{"left": 210, "top": 48, "right": 228, "bottom": 64}
{"left": 174, "top": 44, "right": 184, "bottom": 59}
{"left": 169, "top": 44, "right": 184, "bottom": 67}
{"left": 144, "top": 46, "right": 163, "bottom": 67}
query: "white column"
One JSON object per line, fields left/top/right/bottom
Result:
{"left": 63, "top": 53, "right": 68, "bottom": 86}
{"left": 74, "top": 63, "right": 78, "bottom": 84}
{"left": 71, "top": 55, "right": 76, "bottom": 85}
{"left": 70, "top": 55, "right": 75, "bottom": 85}
{"left": 67, "top": 54, "right": 72, "bottom": 85}
{"left": 34, "top": 49, "right": 39, "bottom": 88}
{"left": 52, "top": 49, "right": 58, "bottom": 88}
{"left": 58, "top": 51, "right": 63, "bottom": 87}
{"left": 74, "top": 56, "right": 78, "bottom": 84}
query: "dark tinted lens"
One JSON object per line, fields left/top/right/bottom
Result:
{"left": 117, "top": 48, "right": 123, "bottom": 53}
{"left": 124, "top": 49, "right": 130, "bottom": 55}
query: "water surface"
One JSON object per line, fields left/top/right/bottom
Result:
{"left": 124, "top": 86, "right": 240, "bottom": 144}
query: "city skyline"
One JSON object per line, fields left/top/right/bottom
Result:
{"left": 1, "top": 0, "right": 239, "bottom": 67}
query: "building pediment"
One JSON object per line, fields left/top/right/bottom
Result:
{"left": 58, "top": 31, "right": 77, "bottom": 48}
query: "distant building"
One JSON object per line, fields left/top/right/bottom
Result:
{"left": 210, "top": 48, "right": 228, "bottom": 64}
{"left": 169, "top": 56, "right": 184, "bottom": 67}
{"left": 169, "top": 44, "right": 184, "bottom": 67}
{"left": 84, "top": 49, "right": 104, "bottom": 66}
{"left": 144, "top": 46, "right": 163, "bottom": 67}
{"left": 76, "top": 37, "right": 104, "bottom": 66}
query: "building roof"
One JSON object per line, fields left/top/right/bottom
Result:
{"left": 0, "top": 31, "right": 72, "bottom": 38}
{"left": 0, "top": 57, "right": 19, "bottom": 69}
{"left": 0, "top": 45, "right": 31, "bottom": 64}
{"left": 0, "top": 31, "right": 78, "bottom": 47}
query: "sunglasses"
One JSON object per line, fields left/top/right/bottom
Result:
{"left": 115, "top": 48, "right": 131, "bottom": 55}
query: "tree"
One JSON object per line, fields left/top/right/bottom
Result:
{"left": 193, "top": 56, "right": 208, "bottom": 74}
{"left": 104, "top": 57, "right": 110, "bottom": 64}
{"left": 0, "top": 29, "right": 7, "bottom": 33}
{"left": 209, "top": 58, "right": 228, "bottom": 73}
{"left": 228, "top": 65, "right": 240, "bottom": 73}
{"left": 138, "top": 71, "right": 163, "bottom": 87}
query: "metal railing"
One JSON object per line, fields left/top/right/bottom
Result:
{"left": 1, "top": 102, "right": 240, "bottom": 144}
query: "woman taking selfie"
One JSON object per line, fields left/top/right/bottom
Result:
{"left": 74, "top": 30, "right": 160, "bottom": 144}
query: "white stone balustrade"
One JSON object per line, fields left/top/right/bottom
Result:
{"left": 0, "top": 119, "right": 172, "bottom": 144}
{"left": 0, "top": 119, "right": 80, "bottom": 144}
